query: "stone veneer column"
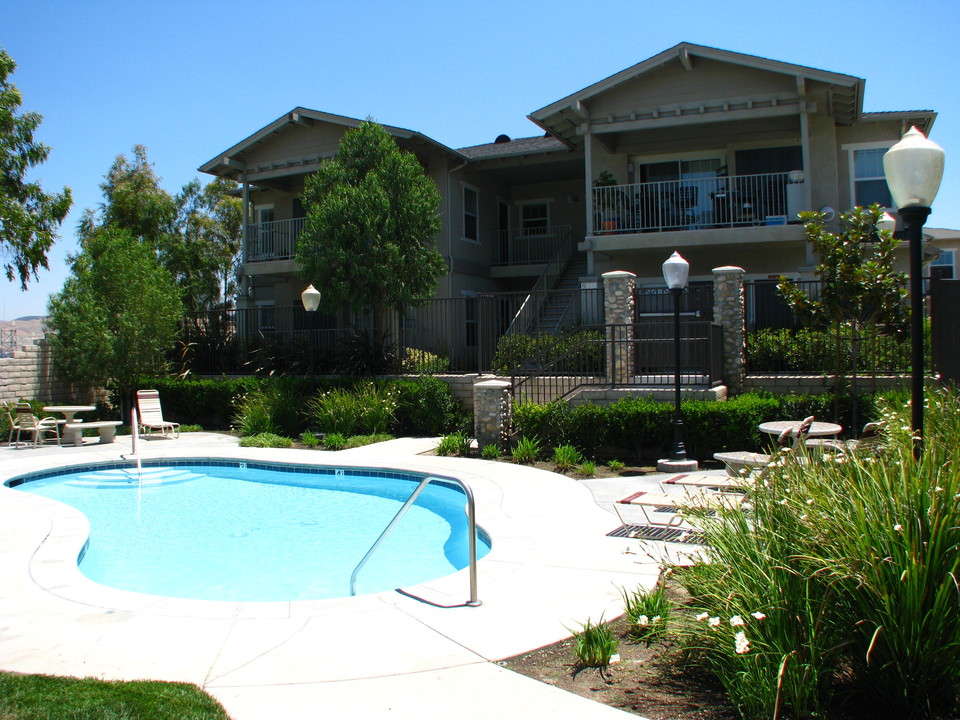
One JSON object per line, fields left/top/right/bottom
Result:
{"left": 712, "top": 266, "right": 746, "bottom": 394}
{"left": 473, "top": 379, "right": 512, "bottom": 450}
{"left": 602, "top": 271, "right": 636, "bottom": 386}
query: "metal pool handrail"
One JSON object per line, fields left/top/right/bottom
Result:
{"left": 349, "top": 475, "right": 481, "bottom": 607}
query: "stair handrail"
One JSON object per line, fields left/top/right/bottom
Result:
{"left": 350, "top": 475, "right": 481, "bottom": 606}
{"left": 505, "top": 228, "right": 573, "bottom": 336}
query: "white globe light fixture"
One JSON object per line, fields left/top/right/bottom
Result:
{"left": 662, "top": 251, "right": 690, "bottom": 290}
{"left": 883, "top": 126, "right": 945, "bottom": 453}
{"left": 301, "top": 284, "right": 321, "bottom": 312}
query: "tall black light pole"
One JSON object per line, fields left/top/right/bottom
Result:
{"left": 658, "top": 252, "right": 698, "bottom": 472}
{"left": 883, "top": 126, "right": 945, "bottom": 454}
{"left": 301, "top": 284, "right": 321, "bottom": 374}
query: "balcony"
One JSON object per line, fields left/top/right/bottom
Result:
{"left": 592, "top": 171, "right": 806, "bottom": 235}
{"left": 244, "top": 218, "right": 305, "bottom": 263}
{"left": 493, "top": 225, "right": 572, "bottom": 266}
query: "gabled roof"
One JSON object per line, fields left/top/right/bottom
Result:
{"left": 199, "top": 107, "right": 466, "bottom": 178}
{"left": 528, "top": 42, "right": 866, "bottom": 146}
{"left": 458, "top": 135, "right": 568, "bottom": 159}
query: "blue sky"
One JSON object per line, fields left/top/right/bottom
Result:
{"left": 3, "top": 0, "right": 959, "bottom": 319}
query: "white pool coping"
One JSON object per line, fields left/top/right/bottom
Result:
{"left": 0, "top": 433, "right": 678, "bottom": 719}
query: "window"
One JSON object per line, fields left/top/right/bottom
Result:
{"left": 462, "top": 185, "right": 479, "bottom": 242}
{"left": 931, "top": 250, "right": 955, "bottom": 280}
{"left": 256, "top": 301, "right": 276, "bottom": 332}
{"left": 852, "top": 148, "right": 893, "bottom": 208}
{"left": 519, "top": 202, "right": 550, "bottom": 235}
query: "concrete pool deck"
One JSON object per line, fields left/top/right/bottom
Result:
{"left": 0, "top": 432, "right": 714, "bottom": 719}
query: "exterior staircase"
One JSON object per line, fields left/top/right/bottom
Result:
{"left": 528, "top": 252, "right": 589, "bottom": 334}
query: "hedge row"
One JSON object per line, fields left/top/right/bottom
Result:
{"left": 137, "top": 375, "right": 467, "bottom": 437}
{"left": 513, "top": 391, "right": 885, "bottom": 461}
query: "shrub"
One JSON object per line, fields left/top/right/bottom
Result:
{"left": 401, "top": 347, "right": 449, "bottom": 374}
{"left": 323, "top": 433, "right": 346, "bottom": 450}
{"left": 607, "top": 459, "right": 626, "bottom": 472}
{"left": 570, "top": 617, "right": 618, "bottom": 669}
{"left": 576, "top": 461, "right": 596, "bottom": 477}
{"left": 238, "top": 432, "right": 293, "bottom": 448}
{"left": 392, "top": 376, "right": 463, "bottom": 436}
{"left": 552, "top": 444, "right": 582, "bottom": 471}
{"left": 343, "top": 433, "right": 393, "bottom": 448}
{"left": 299, "top": 430, "right": 321, "bottom": 448}
{"left": 480, "top": 443, "right": 500, "bottom": 460}
{"left": 511, "top": 435, "right": 541, "bottom": 464}
{"left": 232, "top": 389, "right": 275, "bottom": 437}
{"left": 307, "top": 381, "right": 397, "bottom": 436}
{"left": 435, "top": 430, "right": 471, "bottom": 457}
{"left": 492, "top": 329, "right": 604, "bottom": 374}
{"left": 620, "top": 585, "right": 670, "bottom": 644}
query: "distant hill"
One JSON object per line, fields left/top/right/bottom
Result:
{"left": 0, "top": 317, "right": 48, "bottom": 356}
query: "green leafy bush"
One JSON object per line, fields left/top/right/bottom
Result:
{"left": 620, "top": 585, "right": 670, "bottom": 644}
{"left": 299, "top": 430, "right": 321, "bottom": 447}
{"left": 552, "top": 444, "right": 582, "bottom": 471}
{"left": 492, "top": 329, "right": 604, "bottom": 374}
{"left": 307, "top": 381, "right": 397, "bottom": 436}
{"left": 343, "top": 433, "right": 393, "bottom": 448}
{"left": 232, "top": 389, "right": 275, "bottom": 436}
{"left": 323, "top": 432, "right": 347, "bottom": 450}
{"left": 401, "top": 347, "right": 449, "bottom": 373}
{"left": 435, "top": 430, "right": 471, "bottom": 457}
{"left": 480, "top": 444, "right": 500, "bottom": 460}
{"left": 392, "top": 375, "right": 464, "bottom": 436}
{"left": 570, "top": 617, "right": 618, "bottom": 669}
{"left": 747, "top": 326, "right": 913, "bottom": 373}
{"left": 576, "top": 461, "right": 596, "bottom": 477}
{"left": 238, "top": 432, "right": 293, "bottom": 448}
{"left": 511, "top": 435, "right": 541, "bottom": 464}
{"left": 607, "top": 459, "right": 626, "bottom": 472}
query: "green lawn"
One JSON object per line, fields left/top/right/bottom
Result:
{"left": 0, "top": 672, "right": 231, "bottom": 720}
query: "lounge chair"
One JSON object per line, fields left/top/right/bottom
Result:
{"left": 14, "top": 403, "right": 61, "bottom": 447}
{"left": 806, "top": 421, "right": 887, "bottom": 456}
{"left": 660, "top": 472, "right": 754, "bottom": 493}
{"left": 614, "top": 487, "right": 747, "bottom": 528}
{"left": 136, "top": 389, "right": 180, "bottom": 438}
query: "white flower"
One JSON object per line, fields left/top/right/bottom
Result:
{"left": 735, "top": 631, "right": 750, "bottom": 654}
{"left": 638, "top": 615, "right": 649, "bottom": 626}
{"left": 708, "top": 616, "right": 721, "bottom": 627}
{"left": 652, "top": 615, "right": 661, "bottom": 624}
{"left": 894, "top": 524, "right": 903, "bottom": 532}
{"left": 800, "top": 514, "right": 808, "bottom": 521}
{"left": 806, "top": 498, "right": 814, "bottom": 505}
{"left": 696, "top": 612, "right": 709, "bottom": 621}
{"left": 729, "top": 615, "right": 744, "bottom": 627}
{"left": 751, "top": 612, "right": 766, "bottom": 620}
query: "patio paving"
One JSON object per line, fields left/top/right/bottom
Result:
{"left": 0, "top": 432, "right": 720, "bottom": 719}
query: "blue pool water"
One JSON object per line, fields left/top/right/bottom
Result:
{"left": 10, "top": 461, "right": 489, "bottom": 601}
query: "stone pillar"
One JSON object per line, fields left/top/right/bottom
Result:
{"left": 473, "top": 379, "right": 512, "bottom": 450}
{"left": 712, "top": 265, "right": 746, "bottom": 394}
{"left": 602, "top": 271, "right": 636, "bottom": 385}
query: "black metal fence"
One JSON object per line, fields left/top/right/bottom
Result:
{"left": 635, "top": 283, "right": 714, "bottom": 320}
{"left": 743, "top": 279, "right": 919, "bottom": 374}
{"left": 510, "top": 321, "right": 724, "bottom": 404}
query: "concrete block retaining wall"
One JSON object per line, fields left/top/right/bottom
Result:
{"left": 0, "top": 337, "right": 101, "bottom": 405}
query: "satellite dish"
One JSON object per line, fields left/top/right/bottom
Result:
{"left": 818, "top": 206, "right": 836, "bottom": 221}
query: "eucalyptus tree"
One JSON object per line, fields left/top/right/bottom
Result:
{"left": 0, "top": 47, "right": 72, "bottom": 287}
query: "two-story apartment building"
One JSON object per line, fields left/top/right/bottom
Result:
{"left": 200, "top": 42, "right": 937, "bottom": 328}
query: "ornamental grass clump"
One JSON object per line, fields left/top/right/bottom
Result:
{"left": 570, "top": 617, "right": 618, "bottom": 669}
{"left": 674, "top": 387, "right": 960, "bottom": 720}
{"left": 552, "top": 444, "right": 582, "bottom": 471}
{"left": 620, "top": 584, "right": 670, "bottom": 645}
{"left": 511, "top": 435, "right": 541, "bottom": 464}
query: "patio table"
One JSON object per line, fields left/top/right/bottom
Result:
{"left": 43, "top": 406, "right": 96, "bottom": 446}
{"left": 759, "top": 420, "right": 842, "bottom": 448}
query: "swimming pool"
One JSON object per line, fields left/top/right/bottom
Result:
{"left": 9, "top": 460, "right": 490, "bottom": 602}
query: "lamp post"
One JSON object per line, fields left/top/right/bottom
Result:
{"left": 883, "top": 126, "right": 945, "bottom": 453}
{"left": 657, "top": 251, "right": 698, "bottom": 472}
